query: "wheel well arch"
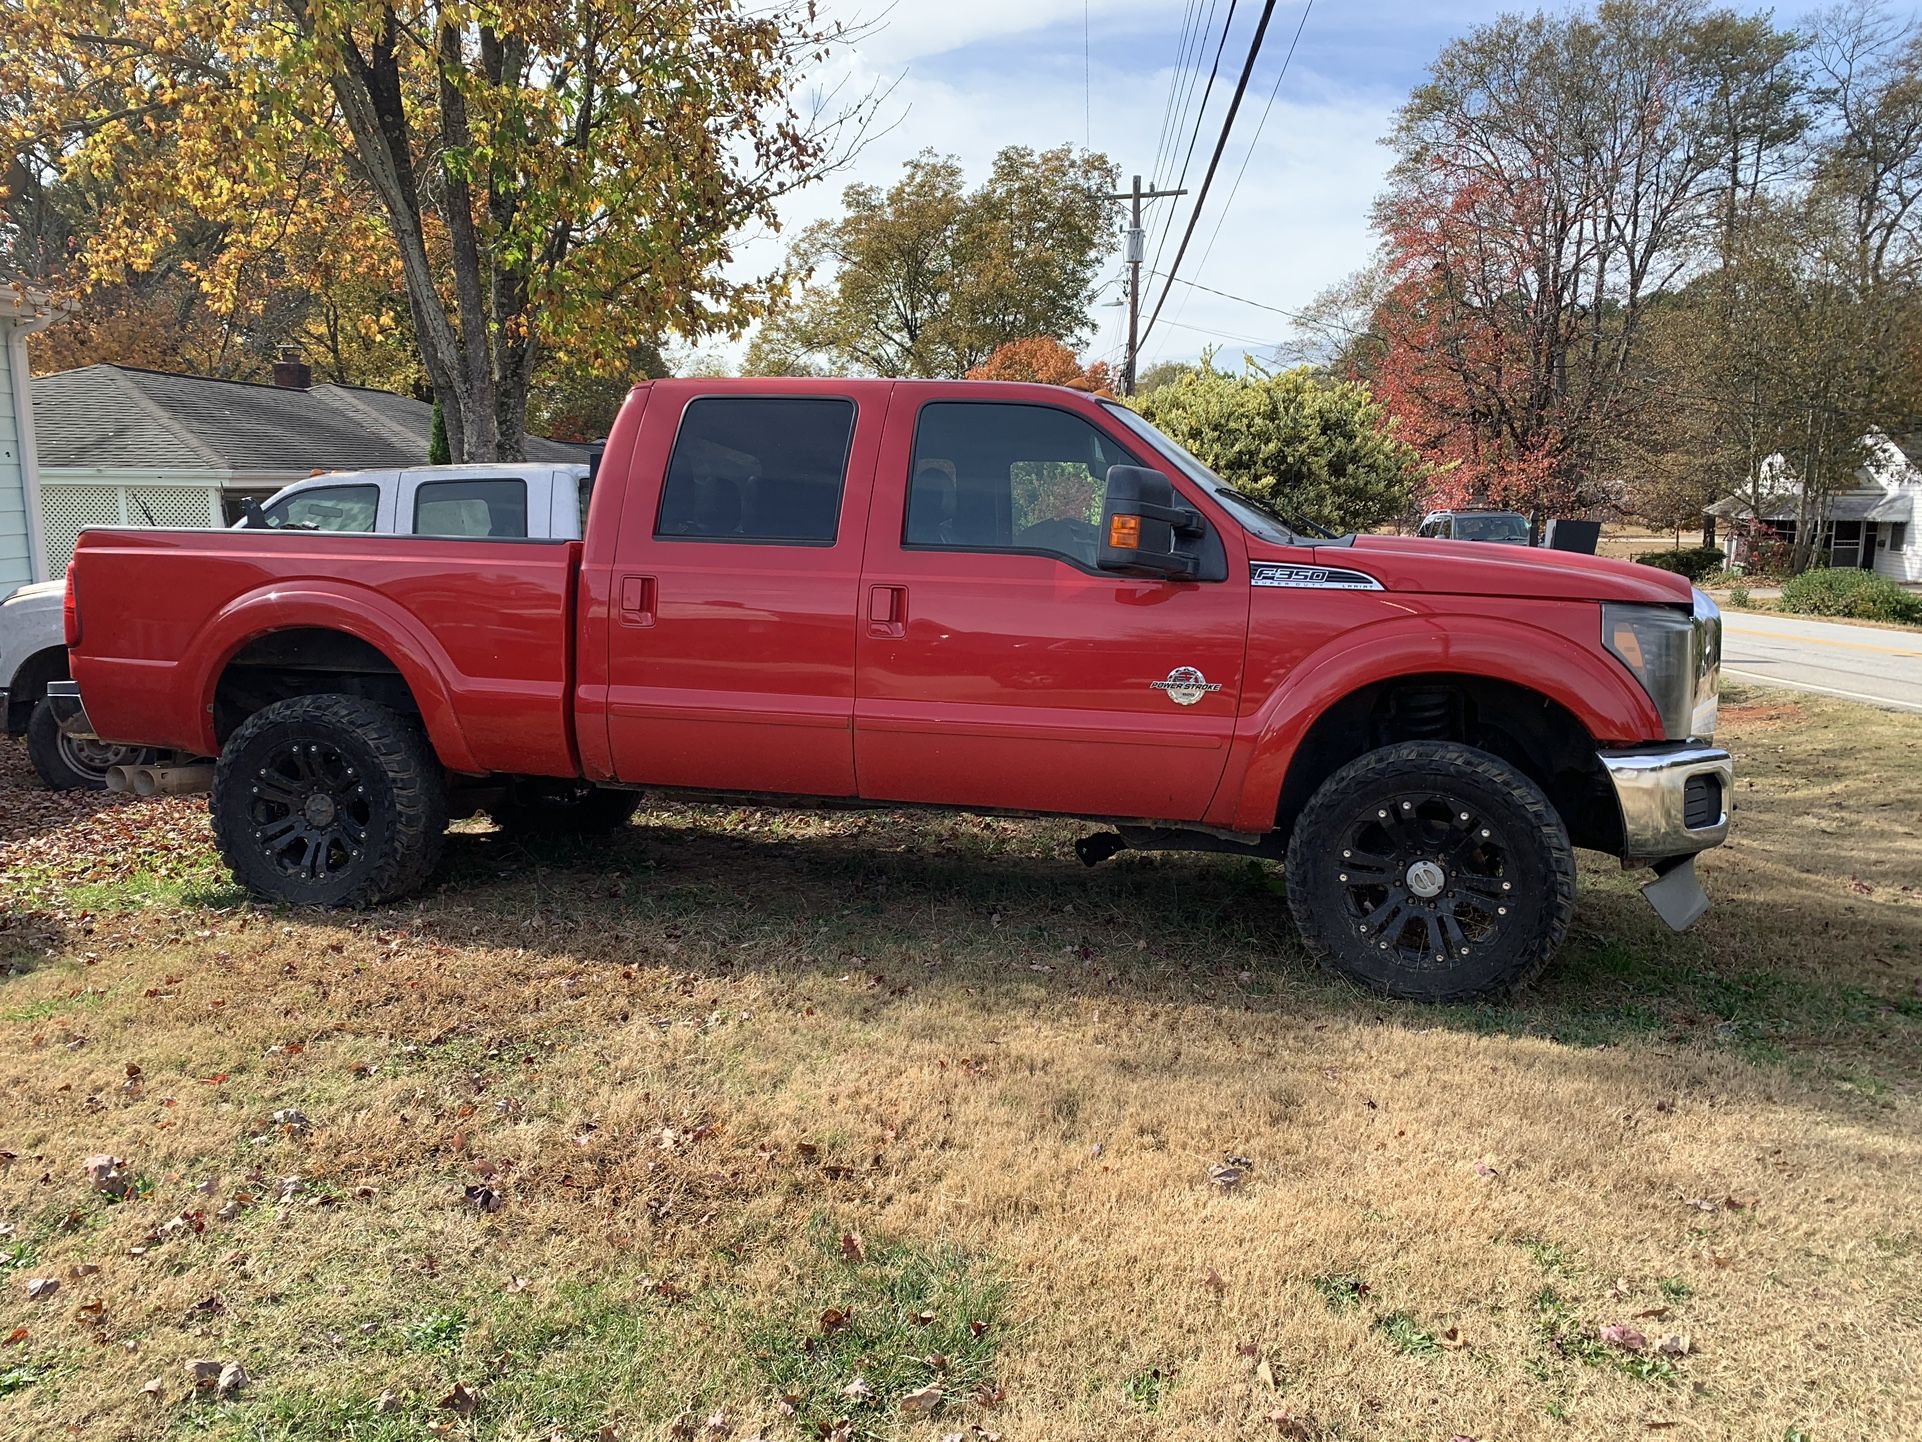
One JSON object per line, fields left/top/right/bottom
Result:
{"left": 213, "top": 628, "right": 422, "bottom": 746}
{"left": 6, "top": 645, "right": 70, "bottom": 734}
{"left": 1272, "top": 673, "right": 1621, "bottom": 855}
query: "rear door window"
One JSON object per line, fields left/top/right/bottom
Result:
{"left": 262, "top": 484, "right": 379, "bottom": 532}
{"left": 655, "top": 397, "right": 855, "bottom": 545}
{"left": 413, "top": 478, "right": 529, "bottom": 538}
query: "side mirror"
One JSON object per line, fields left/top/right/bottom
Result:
{"left": 1097, "top": 465, "right": 1205, "bottom": 578}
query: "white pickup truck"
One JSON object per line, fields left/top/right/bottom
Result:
{"left": 3, "top": 460, "right": 590, "bottom": 788}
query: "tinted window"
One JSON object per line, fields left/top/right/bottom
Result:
{"left": 656, "top": 397, "right": 854, "bottom": 544}
{"left": 1453, "top": 513, "right": 1529, "bottom": 543}
{"left": 577, "top": 475, "right": 593, "bottom": 536}
{"left": 907, "top": 403, "right": 1134, "bottom": 568}
{"left": 263, "top": 484, "right": 378, "bottom": 533}
{"left": 413, "top": 478, "right": 528, "bottom": 538}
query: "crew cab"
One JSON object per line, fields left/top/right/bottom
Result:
{"left": 55, "top": 379, "right": 1730, "bottom": 1001}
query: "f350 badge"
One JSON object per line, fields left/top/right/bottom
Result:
{"left": 1151, "top": 666, "right": 1222, "bottom": 706}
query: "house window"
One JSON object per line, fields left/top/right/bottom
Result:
{"left": 1891, "top": 521, "right": 1908, "bottom": 550}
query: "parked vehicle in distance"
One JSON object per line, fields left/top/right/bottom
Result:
{"left": 57, "top": 379, "right": 1729, "bottom": 1001}
{"left": 240, "top": 460, "right": 590, "bottom": 539}
{"left": 4, "top": 460, "right": 589, "bottom": 789}
{"left": 1419, "top": 509, "right": 1533, "bottom": 545}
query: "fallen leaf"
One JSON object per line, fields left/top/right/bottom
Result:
{"left": 1255, "top": 1357, "right": 1277, "bottom": 1390}
{"left": 185, "top": 1359, "right": 223, "bottom": 1391}
{"left": 1600, "top": 1323, "right": 1648, "bottom": 1351}
{"left": 900, "top": 1383, "right": 942, "bottom": 1415}
{"left": 913, "top": 1308, "right": 937, "bottom": 1326}
{"left": 66, "top": 1263, "right": 99, "bottom": 1280}
{"left": 819, "top": 1305, "right": 851, "bottom": 1334}
{"left": 463, "top": 1184, "right": 504, "bottom": 1214}
{"left": 1658, "top": 1333, "right": 1692, "bottom": 1356}
{"left": 216, "top": 1362, "right": 248, "bottom": 1394}
{"left": 1208, "top": 1155, "right": 1252, "bottom": 1190}
{"left": 841, "top": 1376, "right": 873, "bottom": 1402}
{"left": 839, "top": 1231, "right": 866, "bottom": 1263}
{"left": 703, "top": 1408, "right": 730, "bottom": 1436}
{"left": 667, "top": 1413, "right": 696, "bottom": 1440}
{"left": 1, "top": 1328, "right": 24, "bottom": 1347}
{"left": 1203, "top": 1265, "right": 1226, "bottom": 1295}
{"left": 24, "top": 1278, "right": 58, "bottom": 1301}
{"left": 140, "top": 1376, "right": 163, "bottom": 1399}
{"left": 375, "top": 1389, "right": 402, "bottom": 1414}
{"left": 503, "top": 1276, "right": 530, "bottom": 1294}
{"left": 974, "top": 1380, "right": 1007, "bottom": 1408}
{"left": 84, "top": 1154, "right": 131, "bottom": 1198}
{"left": 1439, "top": 1325, "right": 1466, "bottom": 1350}
{"left": 1265, "top": 1406, "right": 1313, "bottom": 1437}
{"left": 439, "top": 1381, "right": 480, "bottom": 1416}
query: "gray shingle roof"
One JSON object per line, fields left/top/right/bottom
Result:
{"left": 30, "top": 364, "right": 585, "bottom": 475}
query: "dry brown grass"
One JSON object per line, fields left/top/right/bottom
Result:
{"left": 2, "top": 686, "right": 1919, "bottom": 1442}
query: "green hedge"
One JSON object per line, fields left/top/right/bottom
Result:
{"left": 1778, "top": 567, "right": 1922, "bottom": 625}
{"left": 1633, "top": 546, "right": 1725, "bottom": 581}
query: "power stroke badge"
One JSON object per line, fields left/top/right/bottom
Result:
{"left": 1151, "top": 666, "right": 1223, "bottom": 706}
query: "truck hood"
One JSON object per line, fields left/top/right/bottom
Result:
{"left": 1252, "top": 534, "right": 1694, "bottom": 605}
{"left": 1, "top": 578, "right": 64, "bottom": 611}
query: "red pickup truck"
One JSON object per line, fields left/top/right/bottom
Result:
{"left": 55, "top": 378, "right": 1729, "bottom": 1001}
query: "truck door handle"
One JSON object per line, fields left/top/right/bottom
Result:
{"left": 619, "top": 574, "right": 657, "bottom": 628}
{"left": 867, "top": 584, "right": 907, "bottom": 639}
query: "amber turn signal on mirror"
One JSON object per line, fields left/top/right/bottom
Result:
{"left": 1108, "top": 514, "right": 1141, "bottom": 548}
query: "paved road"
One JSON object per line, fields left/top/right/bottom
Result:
{"left": 1720, "top": 609, "right": 1922, "bottom": 713}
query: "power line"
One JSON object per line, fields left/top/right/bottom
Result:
{"left": 1183, "top": 0, "right": 1314, "bottom": 301}
{"left": 1147, "top": 0, "right": 1238, "bottom": 287}
{"left": 1148, "top": 0, "right": 1203, "bottom": 194}
{"left": 1152, "top": 271, "right": 1317, "bottom": 325}
{"left": 1140, "top": 0, "right": 1282, "bottom": 350}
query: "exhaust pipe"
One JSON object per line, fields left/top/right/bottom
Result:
{"left": 118, "top": 764, "right": 215, "bottom": 798}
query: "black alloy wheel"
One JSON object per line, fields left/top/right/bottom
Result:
{"left": 212, "top": 694, "right": 446, "bottom": 907}
{"left": 1285, "top": 741, "right": 1575, "bottom": 1001}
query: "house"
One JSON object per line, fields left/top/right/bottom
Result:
{"left": 1, "top": 280, "right": 69, "bottom": 597}
{"left": 30, "top": 360, "right": 587, "bottom": 570}
{"left": 1706, "top": 429, "right": 1920, "bottom": 581}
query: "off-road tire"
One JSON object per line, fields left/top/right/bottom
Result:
{"left": 488, "top": 781, "right": 642, "bottom": 836}
{"left": 211, "top": 694, "right": 446, "bottom": 908}
{"left": 25, "top": 697, "right": 156, "bottom": 791}
{"left": 1284, "top": 741, "right": 1576, "bottom": 1002}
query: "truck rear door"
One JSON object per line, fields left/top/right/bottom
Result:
{"left": 853, "top": 386, "right": 1249, "bottom": 821}
{"left": 599, "top": 384, "right": 881, "bottom": 795}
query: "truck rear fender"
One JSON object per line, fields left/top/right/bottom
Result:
{"left": 189, "top": 581, "right": 482, "bottom": 774}
{"left": 1221, "top": 614, "right": 1662, "bottom": 837}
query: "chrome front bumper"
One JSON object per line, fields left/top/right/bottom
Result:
{"left": 1599, "top": 743, "right": 1732, "bottom": 864}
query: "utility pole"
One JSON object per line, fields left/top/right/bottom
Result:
{"left": 1102, "top": 174, "right": 1186, "bottom": 396}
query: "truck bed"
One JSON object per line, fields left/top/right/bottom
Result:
{"left": 68, "top": 528, "right": 581, "bottom": 777}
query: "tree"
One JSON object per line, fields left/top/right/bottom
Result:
{"left": 965, "top": 337, "right": 1114, "bottom": 395}
{"left": 2, "top": 0, "right": 881, "bottom": 458}
{"left": 428, "top": 401, "right": 451, "bottom": 464}
{"left": 746, "top": 146, "right": 1120, "bottom": 378}
{"left": 1369, "top": 1, "right": 1808, "bottom": 519}
{"left": 1136, "top": 356, "right": 1425, "bottom": 533}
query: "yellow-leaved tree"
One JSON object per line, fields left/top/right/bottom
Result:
{"left": 1, "top": 0, "right": 879, "bottom": 456}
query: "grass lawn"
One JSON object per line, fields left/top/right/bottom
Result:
{"left": 1, "top": 684, "right": 1919, "bottom": 1441}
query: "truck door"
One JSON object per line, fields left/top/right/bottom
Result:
{"left": 854, "top": 391, "right": 1249, "bottom": 821}
{"left": 602, "top": 387, "right": 878, "bottom": 795}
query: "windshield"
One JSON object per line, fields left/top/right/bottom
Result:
{"left": 1101, "top": 402, "right": 1298, "bottom": 543}
{"left": 1452, "top": 512, "right": 1531, "bottom": 543}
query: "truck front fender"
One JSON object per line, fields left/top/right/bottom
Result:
{"left": 182, "top": 581, "right": 482, "bottom": 774}
{"left": 1221, "top": 613, "right": 1663, "bottom": 835}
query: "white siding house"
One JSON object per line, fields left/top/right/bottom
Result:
{"left": 0, "top": 280, "right": 67, "bottom": 598}
{"left": 1708, "top": 429, "right": 1921, "bottom": 581}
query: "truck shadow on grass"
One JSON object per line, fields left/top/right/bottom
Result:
{"left": 418, "top": 808, "right": 1922, "bottom": 1090}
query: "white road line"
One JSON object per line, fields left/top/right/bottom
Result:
{"left": 1722, "top": 667, "right": 1922, "bottom": 714}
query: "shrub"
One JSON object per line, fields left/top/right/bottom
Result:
{"left": 1778, "top": 567, "right": 1922, "bottom": 625}
{"left": 1633, "top": 546, "right": 1724, "bottom": 581}
{"left": 1729, "top": 585, "right": 1752, "bottom": 609}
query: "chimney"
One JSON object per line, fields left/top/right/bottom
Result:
{"left": 272, "top": 345, "right": 312, "bottom": 390}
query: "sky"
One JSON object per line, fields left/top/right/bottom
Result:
{"left": 722, "top": 0, "right": 1529, "bottom": 373}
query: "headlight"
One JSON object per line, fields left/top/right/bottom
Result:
{"left": 1603, "top": 591, "right": 1720, "bottom": 741}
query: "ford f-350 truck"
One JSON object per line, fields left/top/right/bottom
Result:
{"left": 54, "top": 379, "right": 1729, "bottom": 1001}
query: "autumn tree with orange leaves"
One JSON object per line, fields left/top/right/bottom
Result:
{"left": 1, "top": 0, "right": 881, "bottom": 458}
{"left": 966, "top": 337, "right": 1115, "bottom": 395}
